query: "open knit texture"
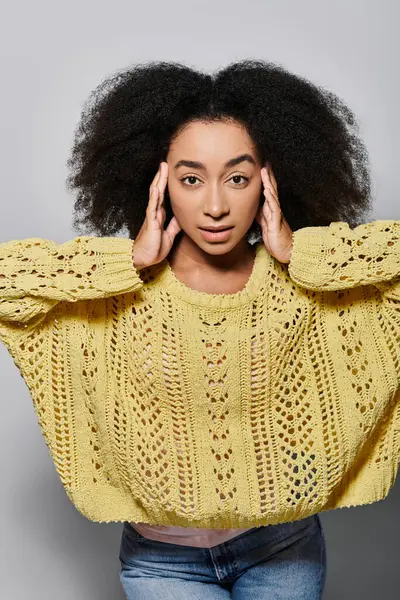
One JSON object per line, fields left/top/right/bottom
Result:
{"left": 0, "top": 220, "right": 399, "bottom": 528}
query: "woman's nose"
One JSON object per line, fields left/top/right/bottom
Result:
{"left": 203, "top": 188, "right": 229, "bottom": 216}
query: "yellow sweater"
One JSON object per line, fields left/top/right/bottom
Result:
{"left": 0, "top": 220, "right": 399, "bottom": 529}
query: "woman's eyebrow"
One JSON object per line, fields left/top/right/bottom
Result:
{"left": 173, "top": 153, "right": 256, "bottom": 171}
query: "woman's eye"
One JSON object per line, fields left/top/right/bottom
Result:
{"left": 230, "top": 175, "right": 249, "bottom": 185}
{"left": 180, "top": 175, "right": 249, "bottom": 187}
{"left": 181, "top": 175, "right": 201, "bottom": 186}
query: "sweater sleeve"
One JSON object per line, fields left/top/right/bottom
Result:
{"left": 0, "top": 235, "right": 144, "bottom": 324}
{"left": 288, "top": 220, "right": 400, "bottom": 298}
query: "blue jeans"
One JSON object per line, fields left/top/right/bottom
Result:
{"left": 119, "top": 513, "right": 327, "bottom": 599}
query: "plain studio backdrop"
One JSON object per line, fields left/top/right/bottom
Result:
{"left": 0, "top": 1, "right": 399, "bottom": 598}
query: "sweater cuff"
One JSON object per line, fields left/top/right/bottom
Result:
{"left": 288, "top": 226, "right": 336, "bottom": 290}
{"left": 76, "top": 236, "right": 145, "bottom": 296}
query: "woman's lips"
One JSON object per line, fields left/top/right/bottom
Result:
{"left": 199, "top": 227, "right": 234, "bottom": 242}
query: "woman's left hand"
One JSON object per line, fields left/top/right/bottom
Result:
{"left": 256, "top": 164, "right": 293, "bottom": 264}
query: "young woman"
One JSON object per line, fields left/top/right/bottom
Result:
{"left": 1, "top": 59, "right": 399, "bottom": 600}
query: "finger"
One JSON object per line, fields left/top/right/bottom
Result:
{"left": 262, "top": 177, "right": 281, "bottom": 217}
{"left": 151, "top": 163, "right": 165, "bottom": 216}
{"left": 150, "top": 163, "right": 162, "bottom": 188}
{"left": 266, "top": 164, "right": 278, "bottom": 197}
{"left": 263, "top": 185, "right": 280, "bottom": 214}
{"left": 261, "top": 167, "right": 276, "bottom": 197}
{"left": 262, "top": 195, "right": 282, "bottom": 233}
{"left": 148, "top": 166, "right": 162, "bottom": 214}
{"left": 157, "top": 162, "right": 168, "bottom": 208}
{"left": 146, "top": 185, "right": 159, "bottom": 220}
{"left": 165, "top": 215, "right": 182, "bottom": 239}
{"left": 257, "top": 200, "right": 272, "bottom": 226}
{"left": 263, "top": 199, "right": 273, "bottom": 223}
{"left": 266, "top": 198, "right": 281, "bottom": 227}
{"left": 267, "top": 191, "right": 282, "bottom": 214}
{"left": 262, "top": 165, "right": 279, "bottom": 204}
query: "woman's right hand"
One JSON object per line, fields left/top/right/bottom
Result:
{"left": 132, "top": 162, "right": 182, "bottom": 269}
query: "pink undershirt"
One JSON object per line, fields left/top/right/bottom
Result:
{"left": 130, "top": 522, "right": 253, "bottom": 548}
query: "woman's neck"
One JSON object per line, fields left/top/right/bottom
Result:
{"left": 167, "top": 233, "right": 256, "bottom": 277}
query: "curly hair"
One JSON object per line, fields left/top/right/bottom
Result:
{"left": 66, "top": 59, "right": 373, "bottom": 245}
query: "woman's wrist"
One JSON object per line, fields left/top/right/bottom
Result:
{"left": 132, "top": 242, "right": 146, "bottom": 270}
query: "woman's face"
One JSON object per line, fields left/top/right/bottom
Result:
{"left": 166, "top": 119, "right": 263, "bottom": 254}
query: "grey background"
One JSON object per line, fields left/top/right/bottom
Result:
{"left": 0, "top": 1, "right": 399, "bottom": 598}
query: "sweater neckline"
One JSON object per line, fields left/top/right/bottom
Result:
{"left": 156, "top": 242, "right": 269, "bottom": 308}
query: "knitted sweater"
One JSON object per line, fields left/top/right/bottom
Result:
{"left": 0, "top": 220, "right": 399, "bottom": 531}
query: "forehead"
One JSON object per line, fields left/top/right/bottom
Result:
{"left": 168, "top": 120, "right": 256, "bottom": 161}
